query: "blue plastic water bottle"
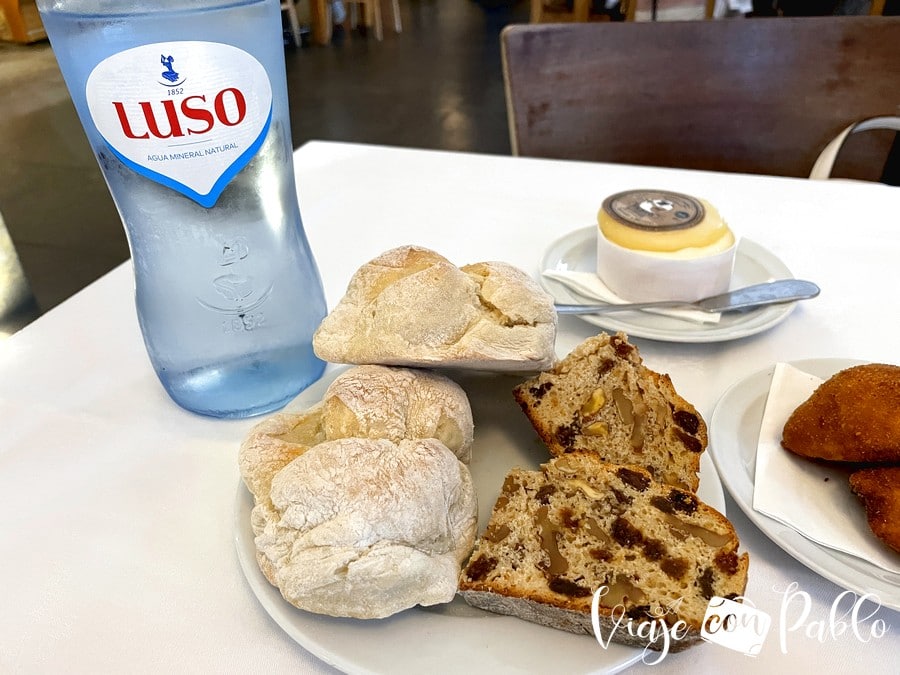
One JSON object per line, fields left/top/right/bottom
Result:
{"left": 37, "top": 0, "right": 327, "bottom": 417}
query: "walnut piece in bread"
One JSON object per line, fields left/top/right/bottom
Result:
{"left": 312, "top": 246, "right": 557, "bottom": 371}
{"left": 254, "top": 437, "right": 477, "bottom": 619}
{"left": 513, "top": 332, "right": 707, "bottom": 491}
{"left": 781, "top": 363, "right": 900, "bottom": 463}
{"left": 850, "top": 467, "right": 900, "bottom": 554}
{"left": 458, "top": 452, "right": 748, "bottom": 651}
{"left": 239, "top": 365, "right": 475, "bottom": 503}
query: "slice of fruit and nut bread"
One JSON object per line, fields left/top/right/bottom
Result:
{"left": 513, "top": 332, "right": 706, "bottom": 491}
{"left": 458, "top": 452, "right": 748, "bottom": 652}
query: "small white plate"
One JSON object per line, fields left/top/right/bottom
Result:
{"left": 541, "top": 227, "right": 798, "bottom": 343}
{"left": 708, "top": 358, "right": 900, "bottom": 612}
{"left": 235, "top": 367, "right": 728, "bottom": 674}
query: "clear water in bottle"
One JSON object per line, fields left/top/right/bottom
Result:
{"left": 39, "top": 0, "right": 327, "bottom": 417}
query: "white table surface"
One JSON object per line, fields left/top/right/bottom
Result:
{"left": 1, "top": 141, "right": 898, "bottom": 674}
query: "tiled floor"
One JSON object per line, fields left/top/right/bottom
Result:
{"left": 0, "top": 0, "right": 707, "bottom": 337}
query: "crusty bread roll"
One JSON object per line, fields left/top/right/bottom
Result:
{"left": 321, "top": 364, "right": 474, "bottom": 463}
{"left": 253, "top": 437, "right": 478, "bottom": 619}
{"left": 239, "top": 365, "right": 475, "bottom": 502}
{"left": 458, "top": 452, "right": 748, "bottom": 651}
{"left": 312, "top": 246, "right": 557, "bottom": 371}
{"left": 781, "top": 363, "right": 900, "bottom": 463}
{"left": 239, "top": 405, "right": 325, "bottom": 503}
{"left": 513, "top": 332, "right": 707, "bottom": 492}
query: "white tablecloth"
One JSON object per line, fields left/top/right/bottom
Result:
{"left": 1, "top": 141, "right": 898, "bottom": 674}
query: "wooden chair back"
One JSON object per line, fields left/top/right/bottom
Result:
{"left": 501, "top": 17, "right": 900, "bottom": 181}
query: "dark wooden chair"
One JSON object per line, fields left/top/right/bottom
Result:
{"left": 501, "top": 17, "right": 900, "bottom": 181}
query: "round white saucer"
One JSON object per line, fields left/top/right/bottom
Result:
{"left": 541, "top": 227, "right": 798, "bottom": 343}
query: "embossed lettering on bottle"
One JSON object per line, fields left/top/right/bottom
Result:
{"left": 85, "top": 41, "right": 273, "bottom": 207}
{"left": 209, "top": 235, "right": 271, "bottom": 334}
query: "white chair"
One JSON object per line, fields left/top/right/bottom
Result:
{"left": 281, "top": 0, "right": 304, "bottom": 46}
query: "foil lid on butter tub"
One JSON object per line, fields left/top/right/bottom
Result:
{"left": 599, "top": 189, "right": 733, "bottom": 255}
{"left": 601, "top": 189, "right": 705, "bottom": 231}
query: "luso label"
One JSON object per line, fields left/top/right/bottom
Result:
{"left": 86, "top": 41, "right": 273, "bottom": 207}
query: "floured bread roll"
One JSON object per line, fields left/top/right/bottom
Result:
{"left": 253, "top": 437, "right": 478, "bottom": 619}
{"left": 239, "top": 365, "right": 475, "bottom": 502}
{"left": 239, "top": 406, "right": 326, "bottom": 504}
{"left": 312, "top": 246, "right": 557, "bottom": 371}
{"left": 322, "top": 364, "right": 474, "bottom": 463}
{"left": 459, "top": 452, "right": 748, "bottom": 651}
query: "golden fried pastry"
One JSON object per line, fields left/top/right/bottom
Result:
{"left": 781, "top": 364, "right": 900, "bottom": 463}
{"left": 849, "top": 467, "right": 900, "bottom": 554}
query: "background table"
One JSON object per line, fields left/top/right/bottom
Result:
{"left": 1, "top": 141, "right": 898, "bottom": 673}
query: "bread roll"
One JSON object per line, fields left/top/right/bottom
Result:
{"left": 239, "top": 365, "right": 475, "bottom": 503}
{"left": 312, "top": 246, "right": 557, "bottom": 371}
{"left": 781, "top": 363, "right": 900, "bottom": 463}
{"left": 253, "top": 437, "right": 478, "bottom": 619}
{"left": 322, "top": 364, "right": 474, "bottom": 463}
{"left": 239, "top": 406, "right": 326, "bottom": 503}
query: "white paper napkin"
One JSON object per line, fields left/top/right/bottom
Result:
{"left": 541, "top": 269, "right": 722, "bottom": 325}
{"left": 753, "top": 362, "right": 900, "bottom": 574}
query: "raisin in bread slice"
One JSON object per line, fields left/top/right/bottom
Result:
{"left": 513, "top": 332, "right": 706, "bottom": 491}
{"left": 458, "top": 452, "right": 748, "bottom": 652}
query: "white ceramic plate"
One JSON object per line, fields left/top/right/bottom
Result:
{"left": 234, "top": 367, "right": 728, "bottom": 674}
{"left": 708, "top": 358, "right": 900, "bottom": 612}
{"left": 541, "top": 227, "right": 798, "bottom": 343}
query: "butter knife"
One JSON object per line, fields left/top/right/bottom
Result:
{"left": 554, "top": 279, "right": 820, "bottom": 315}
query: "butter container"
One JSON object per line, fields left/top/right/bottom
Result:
{"left": 596, "top": 189, "right": 737, "bottom": 303}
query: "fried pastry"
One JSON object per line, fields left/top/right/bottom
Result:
{"left": 781, "top": 363, "right": 900, "bottom": 463}
{"left": 849, "top": 467, "right": 900, "bottom": 554}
